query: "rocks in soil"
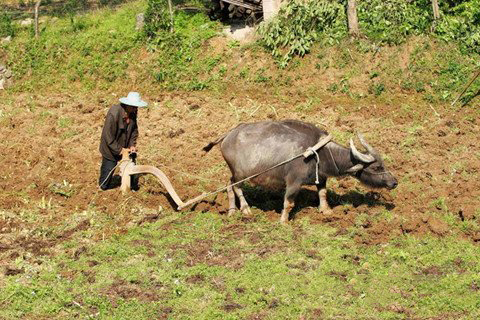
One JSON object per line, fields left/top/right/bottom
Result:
{"left": 20, "top": 18, "right": 33, "bottom": 26}
{"left": 135, "top": 13, "right": 145, "bottom": 31}
{"left": 0, "top": 64, "right": 13, "bottom": 90}
{"left": 1, "top": 36, "right": 11, "bottom": 44}
{"left": 166, "top": 128, "right": 185, "bottom": 138}
{"left": 472, "top": 232, "right": 480, "bottom": 242}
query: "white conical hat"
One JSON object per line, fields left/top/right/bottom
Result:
{"left": 119, "top": 92, "right": 148, "bottom": 108}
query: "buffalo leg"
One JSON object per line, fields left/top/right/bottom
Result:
{"left": 233, "top": 185, "right": 252, "bottom": 215}
{"left": 280, "top": 183, "right": 301, "bottom": 223}
{"left": 316, "top": 179, "right": 333, "bottom": 214}
{"left": 227, "top": 180, "right": 236, "bottom": 216}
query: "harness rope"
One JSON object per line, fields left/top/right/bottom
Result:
{"left": 327, "top": 145, "right": 340, "bottom": 176}
{"left": 308, "top": 148, "right": 321, "bottom": 184}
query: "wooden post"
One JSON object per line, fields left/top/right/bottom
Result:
{"left": 432, "top": 0, "right": 440, "bottom": 20}
{"left": 347, "top": 0, "right": 359, "bottom": 37}
{"left": 34, "top": 0, "right": 42, "bottom": 38}
{"left": 167, "top": 0, "right": 174, "bottom": 32}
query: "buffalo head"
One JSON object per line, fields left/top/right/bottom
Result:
{"left": 347, "top": 134, "right": 398, "bottom": 190}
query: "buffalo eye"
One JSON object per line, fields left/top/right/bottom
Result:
{"left": 368, "top": 165, "right": 383, "bottom": 173}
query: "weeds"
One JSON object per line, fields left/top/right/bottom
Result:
{"left": 0, "top": 12, "right": 16, "bottom": 37}
{"left": 1, "top": 212, "right": 479, "bottom": 318}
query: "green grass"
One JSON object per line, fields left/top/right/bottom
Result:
{"left": 2, "top": 0, "right": 221, "bottom": 93}
{"left": 1, "top": 211, "right": 479, "bottom": 319}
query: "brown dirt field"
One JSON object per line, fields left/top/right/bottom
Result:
{"left": 0, "top": 36, "right": 479, "bottom": 268}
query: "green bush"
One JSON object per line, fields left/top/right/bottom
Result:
{"left": 99, "top": 0, "right": 125, "bottom": 6}
{"left": 435, "top": 0, "right": 480, "bottom": 53}
{"left": 143, "top": 0, "right": 173, "bottom": 39}
{"left": 257, "top": 0, "right": 347, "bottom": 67}
{"left": 0, "top": 12, "right": 15, "bottom": 38}
{"left": 357, "top": 0, "right": 432, "bottom": 44}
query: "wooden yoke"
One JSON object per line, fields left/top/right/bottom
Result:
{"left": 302, "top": 134, "right": 332, "bottom": 158}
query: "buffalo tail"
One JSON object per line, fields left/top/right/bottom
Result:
{"left": 202, "top": 134, "right": 227, "bottom": 152}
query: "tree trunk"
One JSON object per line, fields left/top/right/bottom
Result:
{"left": 34, "top": 0, "right": 42, "bottom": 38}
{"left": 432, "top": 0, "right": 440, "bottom": 20}
{"left": 167, "top": 0, "right": 174, "bottom": 32}
{"left": 347, "top": 0, "right": 359, "bottom": 37}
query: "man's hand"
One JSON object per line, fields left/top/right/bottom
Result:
{"left": 121, "top": 148, "right": 130, "bottom": 159}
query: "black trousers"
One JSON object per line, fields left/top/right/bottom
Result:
{"left": 98, "top": 157, "right": 139, "bottom": 190}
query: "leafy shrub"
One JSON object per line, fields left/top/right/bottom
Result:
{"left": 435, "top": 0, "right": 480, "bottom": 53}
{"left": 257, "top": 0, "right": 347, "bottom": 67}
{"left": 258, "top": 0, "right": 479, "bottom": 65}
{"left": 0, "top": 12, "right": 15, "bottom": 38}
{"left": 144, "top": 0, "right": 173, "bottom": 39}
{"left": 369, "top": 82, "right": 385, "bottom": 96}
{"left": 357, "top": 0, "right": 431, "bottom": 44}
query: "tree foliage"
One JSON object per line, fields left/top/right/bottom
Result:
{"left": 435, "top": 0, "right": 480, "bottom": 53}
{"left": 257, "top": 0, "right": 347, "bottom": 67}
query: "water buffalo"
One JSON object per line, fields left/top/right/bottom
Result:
{"left": 203, "top": 120, "right": 397, "bottom": 223}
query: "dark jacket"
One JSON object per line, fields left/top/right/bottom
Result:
{"left": 99, "top": 104, "right": 138, "bottom": 161}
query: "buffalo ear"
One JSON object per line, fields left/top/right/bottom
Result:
{"left": 346, "top": 164, "right": 364, "bottom": 173}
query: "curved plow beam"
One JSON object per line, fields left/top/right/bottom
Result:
{"left": 122, "top": 164, "right": 186, "bottom": 209}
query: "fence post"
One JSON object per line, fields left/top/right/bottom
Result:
{"left": 431, "top": 0, "right": 440, "bottom": 20}
{"left": 34, "top": 0, "right": 42, "bottom": 38}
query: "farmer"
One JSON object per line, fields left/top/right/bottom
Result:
{"left": 98, "top": 91, "right": 148, "bottom": 191}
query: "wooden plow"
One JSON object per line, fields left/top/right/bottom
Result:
{"left": 118, "top": 154, "right": 207, "bottom": 211}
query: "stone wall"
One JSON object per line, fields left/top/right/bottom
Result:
{"left": 262, "top": 0, "right": 282, "bottom": 21}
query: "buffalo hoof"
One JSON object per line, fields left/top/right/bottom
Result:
{"left": 319, "top": 208, "right": 333, "bottom": 215}
{"left": 241, "top": 206, "right": 252, "bottom": 216}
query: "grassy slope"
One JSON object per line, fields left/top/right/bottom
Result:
{"left": 1, "top": 213, "right": 479, "bottom": 319}
{"left": 0, "top": 1, "right": 479, "bottom": 319}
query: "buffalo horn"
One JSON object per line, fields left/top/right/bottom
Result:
{"left": 350, "top": 138, "right": 375, "bottom": 163}
{"left": 346, "top": 164, "right": 364, "bottom": 173}
{"left": 358, "top": 133, "right": 375, "bottom": 155}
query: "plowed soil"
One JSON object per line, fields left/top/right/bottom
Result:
{"left": 1, "top": 38, "right": 479, "bottom": 268}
